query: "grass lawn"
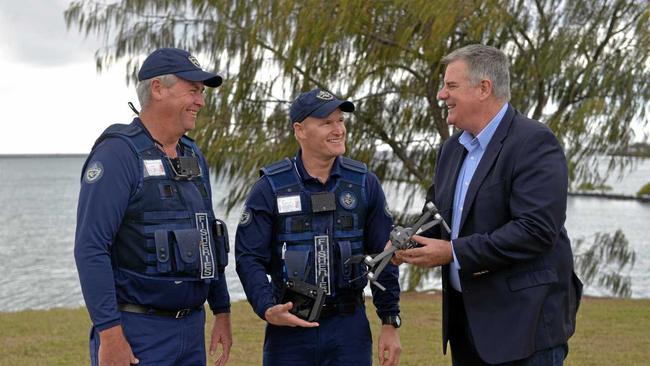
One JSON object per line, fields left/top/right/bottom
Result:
{"left": 1, "top": 292, "right": 648, "bottom": 365}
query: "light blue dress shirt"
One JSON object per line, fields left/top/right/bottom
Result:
{"left": 449, "top": 103, "right": 508, "bottom": 291}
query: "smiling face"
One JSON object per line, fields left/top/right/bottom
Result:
{"left": 160, "top": 77, "right": 206, "bottom": 133}
{"left": 295, "top": 108, "right": 346, "bottom": 161}
{"left": 437, "top": 60, "right": 484, "bottom": 134}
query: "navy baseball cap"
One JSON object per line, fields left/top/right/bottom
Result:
{"left": 137, "top": 48, "right": 223, "bottom": 87}
{"left": 290, "top": 88, "right": 355, "bottom": 123}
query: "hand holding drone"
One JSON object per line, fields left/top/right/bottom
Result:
{"left": 345, "top": 201, "right": 451, "bottom": 291}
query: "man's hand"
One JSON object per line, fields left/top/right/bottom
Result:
{"left": 98, "top": 325, "right": 139, "bottom": 366}
{"left": 264, "top": 302, "right": 319, "bottom": 327}
{"left": 393, "top": 235, "right": 453, "bottom": 268}
{"left": 209, "top": 313, "right": 233, "bottom": 366}
{"left": 378, "top": 325, "right": 402, "bottom": 366}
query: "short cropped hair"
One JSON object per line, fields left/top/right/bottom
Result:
{"left": 136, "top": 74, "right": 179, "bottom": 107}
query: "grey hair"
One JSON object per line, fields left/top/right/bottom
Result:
{"left": 441, "top": 44, "right": 511, "bottom": 101}
{"left": 136, "top": 74, "right": 180, "bottom": 107}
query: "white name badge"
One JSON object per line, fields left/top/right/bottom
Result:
{"left": 277, "top": 195, "right": 302, "bottom": 214}
{"left": 143, "top": 159, "right": 166, "bottom": 177}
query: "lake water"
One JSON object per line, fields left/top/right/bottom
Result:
{"left": 0, "top": 155, "right": 649, "bottom": 312}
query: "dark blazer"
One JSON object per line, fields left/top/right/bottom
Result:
{"left": 430, "top": 105, "right": 583, "bottom": 364}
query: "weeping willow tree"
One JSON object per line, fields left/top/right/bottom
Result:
{"left": 65, "top": 0, "right": 648, "bottom": 297}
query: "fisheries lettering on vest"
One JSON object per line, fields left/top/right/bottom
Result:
{"left": 314, "top": 235, "right": 332, "bottom": 295}
{"left": 262, "top": 157, "right": 370, "bottom": 296}
{"left": 93, "top": 120, "right": 222, "bottom": 282}
{"left": 196, "top": 213, "right": 215, "bottom": 279}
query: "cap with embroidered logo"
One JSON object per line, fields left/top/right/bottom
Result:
{"left": 289, "top": 88, "right": 355, "bottom": 123}
{"left": 137, "top": 48, "right": 223, "bottom": 87}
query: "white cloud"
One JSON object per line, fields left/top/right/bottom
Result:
{"left": 0, "top": 0, "right": 137, "bottom": 154}
{"left": 1, "top": 59, "right": 138, "bottom": 154}
{"left": 0, "top": 0, "right": 101, "bottom": 66}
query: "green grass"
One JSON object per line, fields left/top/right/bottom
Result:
{"left": 1, "top": 292, "right": 649, "bottom": 365}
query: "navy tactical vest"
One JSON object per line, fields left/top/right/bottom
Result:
{"left": 86, "top": 120, "right": 229, "bottom": 282}
{"left": 261, "top": 157, "right": 369, "bottom": 298}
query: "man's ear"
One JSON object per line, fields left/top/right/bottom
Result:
{"left": 293, "top": 122, "right": 305, "bottom": 140}
{"left": 149, "top": 78, "right": 165, "bottom": 102}
{"left": 479, "top": 79, "right": 493, "bottom": 101}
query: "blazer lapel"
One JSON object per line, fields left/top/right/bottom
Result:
{"left": 459, "top": 106, "right": 516, "bottom": 230}
{"left": 441, "top": 138, "right": 467, "bottom": 216}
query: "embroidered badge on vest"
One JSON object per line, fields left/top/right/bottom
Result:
{"left": 339, "top": 191, "right": 358, "bottom": 210}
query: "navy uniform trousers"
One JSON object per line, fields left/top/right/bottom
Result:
{"left": 263, "top": 305, "right": 372, "bottom": 366}
{"left": 90, "top": 308, "right": 206, "bottom": 366}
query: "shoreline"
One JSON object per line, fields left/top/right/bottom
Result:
{"left": 2, "top": 292, "right": 649, "bottom": 315}
{"left": 569, "top": 191, "right": 650, "bottom": 203}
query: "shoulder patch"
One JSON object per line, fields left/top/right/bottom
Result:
{"left": 84, "top": 161, "right": 104, "bottom": 184}
{"left": 239, "top": 207, "right": 253, "bottom": 227}
{"left": 384, "top": 202, "right": 393, "bottom": 219}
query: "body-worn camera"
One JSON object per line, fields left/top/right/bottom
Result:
{"left": 168, "top": 156, "right": 201, "bottom": 180}
{"left": 280, "top": 278, "right": 325, "bottom": 322}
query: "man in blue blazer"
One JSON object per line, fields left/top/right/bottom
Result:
{"left": 394, "top": 44, "right": 583, "bottom": 365}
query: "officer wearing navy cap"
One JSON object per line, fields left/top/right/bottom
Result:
{"left": 75, "top": 48, "right": 232, "bottom": 366}
{"left": 236, "top": 88, "right": 402, "bottom": 366}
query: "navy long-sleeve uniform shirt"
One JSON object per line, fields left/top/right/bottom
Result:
{"left": 235, "top": 153, "right": 400, "bottom": 320}
{"left": 74, "top": 122, "right": 230, "bottom": 332}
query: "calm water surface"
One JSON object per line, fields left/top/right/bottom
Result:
{"left": 0, "top": 156, "right": 648, "bottom": 311}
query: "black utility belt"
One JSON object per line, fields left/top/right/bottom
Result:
{"left": 118, "top": 303, "right": 202, "bottom": 319}
{"left": 320, "top": 293, "right": 365, "bottom": 318}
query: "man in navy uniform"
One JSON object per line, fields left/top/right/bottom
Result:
{"left": 75, "top": 48, "right": 232, "bottom": 366}
{"left": 236, "top": 88, "right": 402, "bottom": 366}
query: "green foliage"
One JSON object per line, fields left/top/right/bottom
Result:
{"left": 637, "top": 182, "right": 650, "bottom": 196}
{"left": 64, "top": 0, "right": 648, "bottom": 294}
{"left": 64, "top": 0, "right": 650, "bottom": 213}
{"left": 573, "top": 229, "right": 636, "bottom": 298}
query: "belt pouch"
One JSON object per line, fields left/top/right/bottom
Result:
{"left": 338, "top": 240, "right": 353, "bottom": 285}
{"left": 212, "top": 219, "right": 229, "bottom": 269}
{"left": 284, "top": 250, "right": 310, "bottom": 281}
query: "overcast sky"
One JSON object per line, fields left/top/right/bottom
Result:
{"left": 0, "top": 0, "right": 137, "bottom": 155}
{"left": 1, "top": 1, "right": 647, "bottom": 155}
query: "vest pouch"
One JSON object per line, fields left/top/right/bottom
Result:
{"left": 212, "top": 219, "right": 230, "bottom": 270}
{"left": 284, "top": 248, "right": 311, "bottom": 282}
{"left": 172, "top": 229, "right": 201, "bottom": 275}
{"left": 336, "top": 241, "right": 366, "bottom": 290}
{"left": 154, "top": 230, "right": 172, "bottom": 273}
